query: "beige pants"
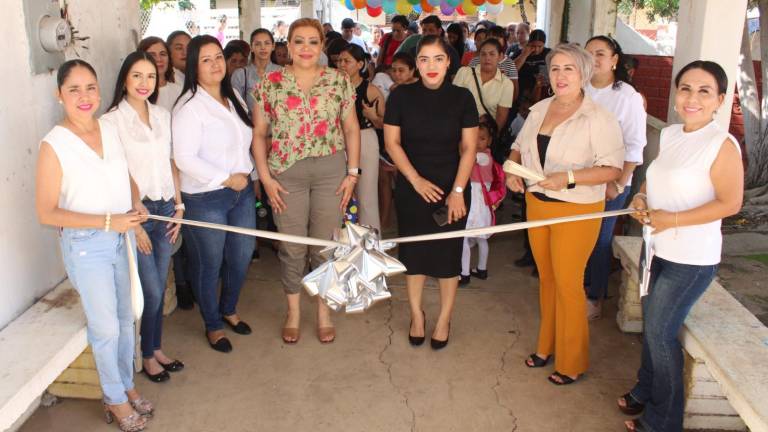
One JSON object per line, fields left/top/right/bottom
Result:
{"left": 356, "top": 128, "right": 381, "bottom": 231}
{"left": 273, "top": 153, "right": 346, "bottom": 294}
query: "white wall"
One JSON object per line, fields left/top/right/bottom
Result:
{"left": 0, "top": 0, "right": 139, "bottom": 330}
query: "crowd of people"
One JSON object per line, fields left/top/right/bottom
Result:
{"left": 34, "top": 14, "right": 743, "bottom": 432}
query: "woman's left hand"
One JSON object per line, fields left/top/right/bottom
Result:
{"left": 537, "top": 172, "right": 569, "bottom": 191}
{"left": 336, "top": 175, "right": 358, "bottom": 212}
{"left": 605, "top": 181, "right": 619, "bottom": 200}
{"left": 446, "top": 191, "right": 467, "bottom": 224}
{"left": 647, "top": 209, "right": 676, "bottom": 234}
{"left": 166, "top": 209, "right": 183, "bottom": 244}
{"left": 133, "top": 200, "right": 150, "bottom": 221}
{"left": 362, "top": 100, "right": 378, "bottom": 122}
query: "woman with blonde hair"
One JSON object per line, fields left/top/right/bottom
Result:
{"left": 505, "top": 43, "right": 624, "bottom": 384}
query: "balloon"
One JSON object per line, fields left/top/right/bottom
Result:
{"left": 366, "top": 5, "right": 382, "bottom": 15}
{"left": 487, "top": 0, "right": 502, "bottom": 4}
{"left": 428, "top": 0, "right": 441, "bottom": 5}
{"left": 407, "top": 0, "right": 420, "bottom": 5}
{"left": 471, "top": 0, "right": 484, "bottom": 6}
{"left": 503, "top": 0, "right": 515, "bottom": 3}
{"left": 445, "top": 0, "right": 461, "bottom": 6}
{"left": 413, "top": 4, "right": 422, "bottom": 12}
{"left": 368, "top": 0, "right": 382, "bottom": 7}
{"left": 485, "top": 1, "right": 502, "bottom": 13}
{"left": 345, "top": 0, "right": 356, "bottom": 9}
{"left": 396, "top": 0, "right": 412, "bottom": 14}
{"left": 455, "top": 4, "right": 465, "bottom": 15}
{"left": 461, "top": 0, "right": 477, "bottom": 14}
{"left": 353, "top": 0, "right": 366, "bottom": 8}
{"left": 421, "top": 0, "right": 434, "bottom": 12}
{"left": 383, "top": 0, "right": 396, "bottom": 13}
{"left": 439, "top": 2, "right": 455, "bottom": 14}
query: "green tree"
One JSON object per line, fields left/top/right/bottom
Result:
{"left": 139, "top": 0, "right": 194, "bottom": 11}
{"left": 617, "top": 0, "right": 679, "bottom": 22}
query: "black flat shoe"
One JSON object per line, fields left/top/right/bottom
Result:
{"left": 618, "top": 392, "right": 645, "bottom": 416}
{"left": 430, "top": 323, "right": 450, "bottom": 350}
{"left": 514, "top": 254, "right": 534, "bottom": 267}
{"left": 408, "top": 310, "right": 426, "bottom": 346}
{"left": 224, "top": 318, "right": 252, "bottom": 335}
{"left": 458, "top": 275, "right": 471, "bottom": 287}
{"left": 207, "top": 332, "right": 233, "bottom": 353}
{"left": 548, "top": 371, "right": 579, "bottom": 386}
{"left": 524, "top": 353, "right": 551, "bottom": 368}
{"left": 470, "top": 268, "right": 488, "bottom": 280}
{"left": 159, "top": 359, "right": 185, "bottom": 372}
{"left": 142, "top": 368, "right": 170, "bottom": 383}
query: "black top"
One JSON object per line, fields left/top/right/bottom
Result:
{"left": 384, "top": 80, "right": 479, "bottom": 278}
{"left": 355, "top": 79, "right": 374, "bottom": 130}
{"left": 537, "top": 133, "right": 551, "bottom": 168}
{"left": 518, "top": 47, "right": 552, "bottom": 95}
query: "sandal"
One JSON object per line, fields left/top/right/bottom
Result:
{"left": 618, "top": 392, "right": 645, "bottom": 416}
{"left": 548, "top": 371, "right": 579, "bottom": 385}
{"left": 524, "top": 353, "right": 551, "bottom": 368}
{"left": 624, "top": 419, "right": 648, "bottom": 432}
{"left": 317, "top": 326, "right": 336, "bottom": 344}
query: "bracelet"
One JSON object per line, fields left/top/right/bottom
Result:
{"left": 634, "top": 192, "right": 647, "bottom": 200}
{"left": 174, "top": 203, "right": 186, "bottom": 211}
{"left": 104, "top": 213, "right": 111, "bottom": 232}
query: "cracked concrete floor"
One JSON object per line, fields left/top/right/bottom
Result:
{"left": 20, "top": 229, "right": 642, "bottom": 432}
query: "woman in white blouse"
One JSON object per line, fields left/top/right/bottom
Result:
{"left": 173, "top": 35, "right": 256, "bottom": 353}
{"left": 620, "top": 61, "right": 743, "bottom": 432}
{"left": 102, "top": 51, "right": 185, "bottom": 383}
{"left": 36, "top": 59, "right": 151, "bottom": 431}
{"left": 583, "top": 36, "right": 647, "bottom": 320}
{"left": 139, "top": 36, "right": 183, "bottom": 112}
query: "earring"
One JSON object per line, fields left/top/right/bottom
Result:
{"left": 612, "top": 64, "right": 617, "bottom": 71}
{"left": 547, "top": 87, "right": 553, "bottom": 96}
{"left": 58, "top": 100, "right": 63, "bottom": 104}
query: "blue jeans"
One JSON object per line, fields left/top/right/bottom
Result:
{"left": 584, "top": 188, "right": 630, "bottom": 300}
{"left": 630, "top": 256, "right": 718, "bottom": 432}
{"left": 60, "top": 229, "right": 135, "bottom": 404}
{"left": 137, "top": 199, "right": 176, "bottom": 358}
{"left": 182, "top": 183, "right": 255, "bottom": 331}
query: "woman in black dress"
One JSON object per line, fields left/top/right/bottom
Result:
{"left": 383, "top": 35, "right": 479, "bottom": 350}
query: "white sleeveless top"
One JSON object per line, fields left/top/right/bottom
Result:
{"left": 42, "top": 120, "right": 132, "bottom": 215}
{"left": 646, "top": 121, "right": 739, "bottom": 265}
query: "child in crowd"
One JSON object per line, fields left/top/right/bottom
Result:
{"left": 460, "top": 115, "right": 507, "bottom": 286}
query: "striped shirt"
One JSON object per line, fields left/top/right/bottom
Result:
{"left": 469, "top": 57, "right": 519, "bottom": 80}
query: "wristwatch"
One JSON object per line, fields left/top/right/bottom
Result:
{"left": 348, "top": 167, "right": 361, "bottom": 176}
{"left": 614, "top": 181, "right": 626, "bottom": 194}
{"left": 453, "top": 186, "right": 464, "bottom": 194}
{"left": 174, "top": 203, "right": 186, "bottom": 211}
{"left": 567, "top": 170, "right": 576, "bottom": 190}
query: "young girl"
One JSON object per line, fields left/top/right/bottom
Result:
{"left": 460, "top": 115, "right": 506, "bottom": 286}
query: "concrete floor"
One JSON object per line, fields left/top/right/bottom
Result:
{"left": 20, "top": 229, "right": 643, "bottom": 432}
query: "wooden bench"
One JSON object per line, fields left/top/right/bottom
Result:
{"left": 0, "top": 280, "right": 88, "bottom": 431}
{"left": 613, "top": 236, "right": 768, "bottom": 432}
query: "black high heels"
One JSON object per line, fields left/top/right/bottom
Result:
{"left": 430, "top": 322, "right": 451, "bottom": 350}
{"left": 408, "top": 311, "right": 426, "bottom": 346}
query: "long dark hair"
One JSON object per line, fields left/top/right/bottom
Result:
{"left": 586, "top": 35, "right": 632, "bottom": 90}
{"left": 339, "top": 43, "right": 367, "bottom": 77}
{"left": 138, "top": 36, "right": 174, "bottom": 83}
{"left": 175, "top": 35, "right": 253, "bottom": 127}
{"left": 107, "top": 51, "right": 159, "bottom": 112}
{"left": 446, "top": 23, "right": 465, "bottom": 60}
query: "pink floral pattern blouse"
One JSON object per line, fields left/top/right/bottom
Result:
{"left": 254, "top": 67, "right": 356, "bottom": 174}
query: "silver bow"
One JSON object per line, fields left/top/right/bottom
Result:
{"left": 302, "top": 224, "right": 406, "bottom": 313}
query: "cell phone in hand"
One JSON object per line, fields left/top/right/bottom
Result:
{"left": 432, "top": 206, "right": 449, "bottom": 227}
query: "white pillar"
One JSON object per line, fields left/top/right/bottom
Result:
{"left": 239, "top": 0, "right": 261, "bottom": 36}
{"left": 300, "top": 0, "right": 316, "bottom": 19}
{"left": 667, "top": 0, "right": 747, "bottom": 127}
{"left": 568, "top": 0, "right": 618, "bottom": 45}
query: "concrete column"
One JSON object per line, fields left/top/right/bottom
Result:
{"left": 667, "top": 0, "right": 747, "bottom": 127}
{"left": 239, "top": 0, "right": 261, "bottom": 35}
{"left": 538, "top": 0, "right": 564, "bottom": 47}
{"left": 568, "top": 0, "right": 618, "bottom": 45}
{"left": 300, "top": 0, "right": 316, "bottom": 19}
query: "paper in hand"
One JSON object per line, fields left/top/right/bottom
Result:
{"left": 639, "top": 225, "right": 654, "bottom": 298}
{"left": 502, "top": 160, "right": 546, "bottom": 182}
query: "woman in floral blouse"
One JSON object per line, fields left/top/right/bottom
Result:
{"left": 253, "top": 18, "right": 361, "bottom": 344}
